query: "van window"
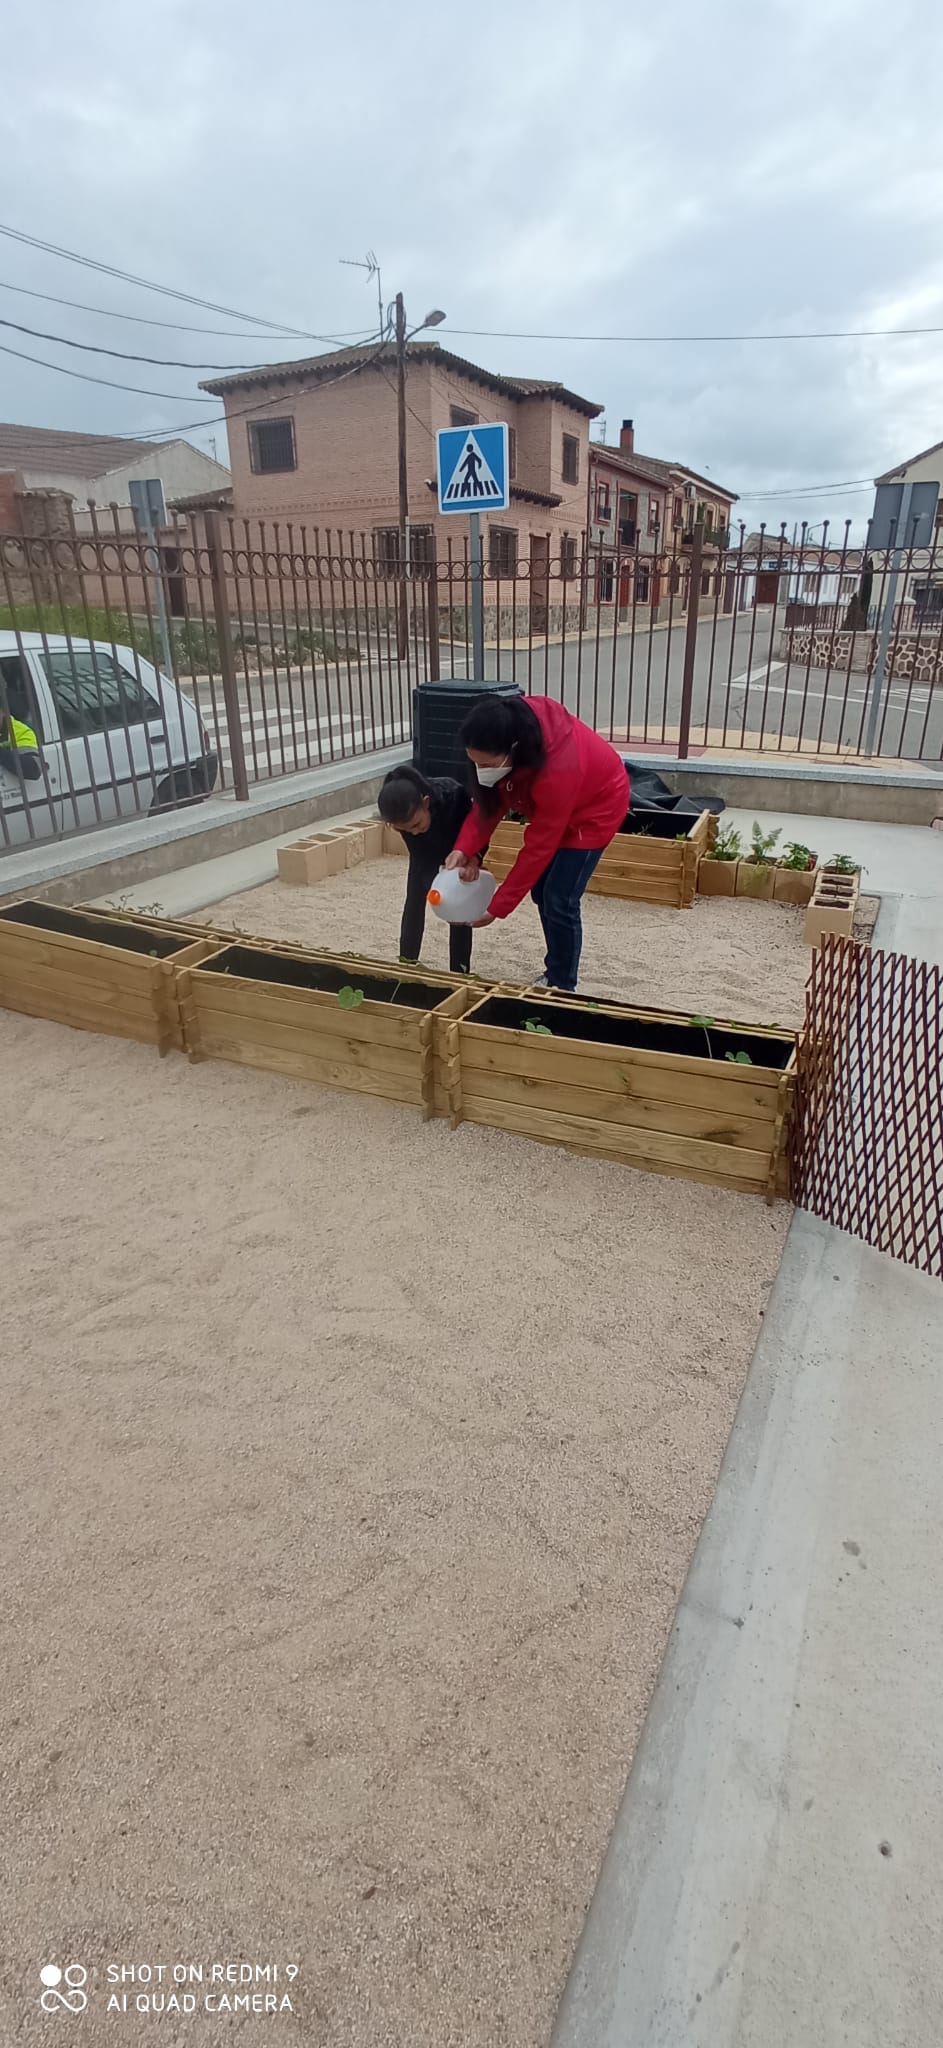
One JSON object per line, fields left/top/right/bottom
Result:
{"left": 0, "top": 655, "right": 44, "bottom": 742}
{"left": 39, "top": 650, "right": 159, "bottom": 739}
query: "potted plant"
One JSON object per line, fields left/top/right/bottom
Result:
{"left": 697, "top": 824, "right": 742, "bottom": 896}
{"left": 803, "top": 855, "right": 862, "bottom": 946}
{"left": 773, "top": 841, "right": 819, "bottom": 905}
{"left": 736, "top": 823, "right": 781, "bottom": 900}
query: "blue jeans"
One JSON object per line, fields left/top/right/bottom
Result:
{"left": 531, "top": 847, "right": 604, "bottom": 991}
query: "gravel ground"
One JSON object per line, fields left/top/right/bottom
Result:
{"left": 192, "top": 858, "right": 822, "bottom": 1026}
{"left": 1, "top": 996, "right": 787, "bottom": 2048}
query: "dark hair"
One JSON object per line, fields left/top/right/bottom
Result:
{"left": 377, "top": 764, "right": 432, "bottom": 827}
{"left": 458, "top": 695, "right": 545, "bottom": 813}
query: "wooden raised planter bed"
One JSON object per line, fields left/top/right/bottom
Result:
{"left": 486, "top": 809, "right": 715, "bottom": 910}
{"left": 454, "top": 989, "right": 796, "bottom": 1199}
{"left": 179, "top": 943, "right": 470, "bottom": 1118}
{"left": 0, "top": 898, "right": 213, "bottom": 1052}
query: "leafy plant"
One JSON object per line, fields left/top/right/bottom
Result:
{"left": 337, "top": 985, "right": 365, "bottom": 1010}
{"left": 524, "top": 1017, "right": 553, "bottom": 1036}
{"left": 780, "top": 841, "right": 817, "bottom": 871}
{"left": 708, "top": 825, "right": 742, "bottom": 863}
{"left": 691, "top": 1013, "right": 716, "bottom": 1058}
{"left": 825, "top": 852, "right": 861, "bottom": 874}
{"left": 725, "top": 1049, "right": 753, "bottom": 1065}
{"left": 746, "top": 822, "right": 781, "bottom": 866}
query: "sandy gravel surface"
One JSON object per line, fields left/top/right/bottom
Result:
{"left": 1, "top": 999, "right": 787, "bottom": 2047}
{"left": 193, "top": 858, "right": 817, "bottom": 1027}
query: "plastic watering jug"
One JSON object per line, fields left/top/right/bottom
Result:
{"left": 426, "top": 867, "right": 497, "bottom": 924}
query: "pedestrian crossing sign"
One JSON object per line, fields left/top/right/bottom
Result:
{"left": 436, "top": 422, "right": 510, "bottom": 515}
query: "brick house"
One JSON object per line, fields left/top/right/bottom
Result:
{"left": 201, "top": 341, "right": 602, "bottom": 632}
{"left": 588, "top": 420, "right": 737, "bottom": 618}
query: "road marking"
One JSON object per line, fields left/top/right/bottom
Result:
{"left": 732, "top": 660, "right": 785, "bottom": 685}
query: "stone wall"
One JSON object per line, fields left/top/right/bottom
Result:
{"left": 778, "top": 624, "right": 943, "bottom": 685}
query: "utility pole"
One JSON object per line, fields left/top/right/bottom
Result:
{"left": 395, "top": 292, "right": 410, "bottom": 658}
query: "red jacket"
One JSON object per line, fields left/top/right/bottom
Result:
{"left": 454, "top": 696, "right": 629, "bottom": 918}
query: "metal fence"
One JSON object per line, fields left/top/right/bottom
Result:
{"left": 793, "top": 936, "right": 943, "bottom": 1280}
{"left": 2, "top": 507, "right": 943, "bottom": 853}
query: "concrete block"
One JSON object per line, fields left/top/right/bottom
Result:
{"left": 383, "top": 824, "right": 408, "bottom": 857}
{"left": 277, "top": 840, "right": 329, "bottom": 885}
{"left": 361, "top": 820, "right": 385, "bottom": 859}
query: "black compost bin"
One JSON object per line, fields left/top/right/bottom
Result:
{"left": 412, "top": 681, "right": 520, "bottom": 781}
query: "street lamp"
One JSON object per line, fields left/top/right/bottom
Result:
{"left": 393, "top": 298, "right": 446, "bottom": 653}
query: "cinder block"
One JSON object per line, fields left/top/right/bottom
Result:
{"left": 342, "top": 829, "right": 366, "bottom": 867}
{"left": 383, "top": 823, "right": 408, "bottom": 857}
{"left": 361, "top": 820, "right": 385, "bottom": 859}
{"left": 803, "top": 870, "right": 859, "bottom": 947}
{"left": 278, "top": 840, "right": 329, "bottom": 885}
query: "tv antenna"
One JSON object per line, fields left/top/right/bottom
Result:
{"left": 340, "top": 250, "right": 386, "bottom": 339}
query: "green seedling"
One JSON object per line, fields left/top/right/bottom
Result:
{"left": 337, "top": 985, "right": 365, "bottom": 1010}
{"left": 524, "top": 1017, "right": 553, "bottom": 1036}
{"left": 690, "top": 1013, "right": 716, "bottom": 1058}
{"left": 781, "top": 841, "right": 817, "bottom": 871}
{"left": 725, "top": 1050, "right": 753, "bottom": 1065}
{"left": 709, "top": 826, "right": 742, "bottom": 862}
{"left": 747, "top": 822, "right": 781, "bottom": 866}
{"left": 826, "top": 852, "right": 861, "bottom": 874}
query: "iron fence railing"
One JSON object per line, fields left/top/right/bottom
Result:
{"left": 2, "top": 506, "right": 943, "bottom": 853}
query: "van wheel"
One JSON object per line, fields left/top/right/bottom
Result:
{"left": 150, "top": 768, "right": 207, "bottom": 814}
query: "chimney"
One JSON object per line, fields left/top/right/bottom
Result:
{"left": 620, "top": 418, "right": 634, "bottom": 454}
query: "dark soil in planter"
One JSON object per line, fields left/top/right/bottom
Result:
{"left": 203, "top": 944, "right": 450, "bottom": 1009}
{"left": 617, "top": 812, "right": 695, "bottom": 840}
{"left": 0, "top": 899, "right": 185, "bottom": 958}
{"left": 473, "top": 994, "right": 793, "bottom": 1069}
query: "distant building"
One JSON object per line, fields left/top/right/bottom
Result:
{"left": 0, "top": 422, "right": 231, "bottom": 530}
{"left": 872, "top": 439, "right": 943, "bottom": 623}
{"left": 202, "top": 340, "right": 602, "bottom": 631}
{"left": 587, "top": 421, "right": 737, "bottom": 616}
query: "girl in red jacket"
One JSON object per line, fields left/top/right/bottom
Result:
{"left": 444, "top": 694, "right": 629, "bottom": 992}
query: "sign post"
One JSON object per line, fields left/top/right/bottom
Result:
{"left": 436, "top": 423, "right": 510, "bottom": 679}
{"left": 128, "top": 477, "right": 173, "bottom": 680}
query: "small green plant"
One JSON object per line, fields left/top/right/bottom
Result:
{"left": 780, "top": 841, "right": 817, "bottom": 871}
{"left": 725, "top": 1049, "right": 753, "bottom": 1065}
{"left": 524, "top": 1017, "right": 553, "bottom": 1036}
{"left": 691, "top": 1013, "right": 716, "bottom": 1057}
{"left": 337, "top": 985, "right": 365, "bottom": 1010}
{"left": 708, "top": 825, "right": 742, "bottom": 863}
{"left": 825, "top": 853, "right": 861, "bottom": 874}
{"left": 746, "top": 822, "right": 781, "bottom": 866}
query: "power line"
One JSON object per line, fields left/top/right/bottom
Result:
{"left": 0, "top": 313, "right": 279, "bottom": 372}
{"left": 0, "top": 219, "right": 339, "bottom": 341}
{"left": 443, "top": 322, "right": 943, "bottom": 344}
{"left": 745, "top": 476, "right": 875, "bottom": 498}
{"left": 120, "top": 333, "right": 393, "bottom": 441}
{"left": 0, "top": 337, "right": 216, "bottom": 403}
{"left": 0, "top": 275, "right": 370, "bottom": 342}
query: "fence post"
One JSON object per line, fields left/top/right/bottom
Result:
{"left": 677, "top": 521, "right": 704, "bottom": 759}
{"left": 204, "top": 509, "right": 249, "bottom": 801}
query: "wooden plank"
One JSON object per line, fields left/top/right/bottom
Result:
{"left": 460, "top": 1096, "right": 771, "bottom": 1185}
{"left": 188, "top": 971, "right": 432, "bottom": 1049}
{"left": 0, "top": 955, "right": 161, "bottom": 1014}
{"left": 189, "top": 995, "right": 421, "bottom": 1076}
{"left": 461, "top": 1065, "right": 775, "bottom": 1146}
{"left": 0, "top": 915, "right": 173, "bottom": 972}
{"left": 459, "top": 1017, "right": 788, "bottom": 1095}
{"left": 0, "top": 984, "right": 161, "bottom": 1044}
{"left": 0, "top": 929, "right": 166, "bottom": 997}
{"left": 194, "top": 1032, "right": 422, "bottom": 1103}
{"left": 459, "top": 1035, "right": 780, "bottom": 1120}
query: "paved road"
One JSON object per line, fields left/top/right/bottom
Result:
{"left": 190, "top": 610, "right": 943, "bottom": 788}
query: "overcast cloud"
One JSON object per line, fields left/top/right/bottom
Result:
{"left": 2, "top": 0, "right": 942, "bottom": 537}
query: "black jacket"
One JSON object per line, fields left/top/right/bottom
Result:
{"left": 399, "top": 775, "right": 474, "bottom": 972}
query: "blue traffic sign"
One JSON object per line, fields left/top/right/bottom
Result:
{"left": 436, "top": 422, "right": 509, "bottom": 515}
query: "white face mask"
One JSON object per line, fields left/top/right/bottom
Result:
{"left": 475, "top": 759, "right": 511, "bottom": 788}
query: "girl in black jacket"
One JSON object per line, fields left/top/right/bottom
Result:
{"left": 377, "top": 765, "right": 474, "bottom": 973}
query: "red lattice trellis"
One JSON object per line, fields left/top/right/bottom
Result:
{"left": 792, "top": 936, "right": 943, "bottom": 1279}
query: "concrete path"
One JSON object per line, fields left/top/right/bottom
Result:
{"left": 553, "top": 809, "right": 943, "bottom": 2048}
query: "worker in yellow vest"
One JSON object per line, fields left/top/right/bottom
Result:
{"left": 0, "top": 710, "right": 42, "bottom": 782}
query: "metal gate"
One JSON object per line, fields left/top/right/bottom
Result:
{"left": 792, "top": 936, "right": 943, "bottom": 1279}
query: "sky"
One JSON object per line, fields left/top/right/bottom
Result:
{"left": 2, "top": 0, "right": 942, "bottom": 541}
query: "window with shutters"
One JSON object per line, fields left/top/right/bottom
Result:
{"left": 489, "top": 527, "right": 518, "bottom": 576}
{"left": 562, "top": 434, "right": 580, "bottom": 485}
{"left": 561, "top": 535, "right": 578, "bottom": 580}
{"left": 450, "top": 405, "right": 478, "bottom": 428}
{"left": 247, "top": 417, "right": 297, "bottom": 474}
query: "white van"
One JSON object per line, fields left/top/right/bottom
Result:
{"left": 0, "top": 633, "right": 218, "bottom": 848}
